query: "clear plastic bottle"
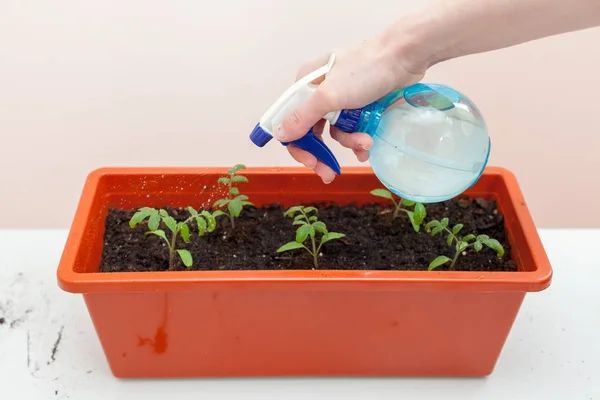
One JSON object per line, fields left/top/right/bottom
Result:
{"left": 331, "top": 83, "right": 490, "bottom": 202}
{"left": 249, "top": 55, "right": 490, "bottom": 203}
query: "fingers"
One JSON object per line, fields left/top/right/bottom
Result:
{"left": 330, "top": 127, "right": 373, "bottom": 152}
{"left": 275, "top": 85, "right": 338, "bottom": 142}
{"left": 287, "top": 145, "right": 336, "bottom": 184}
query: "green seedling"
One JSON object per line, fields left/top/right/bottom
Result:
{"left": 424, "top": 217, "right": 505, "bottom": 271}
{"left": 276, "top": 205, "right": 345, "bottom": 269}
{"left": 370, "top": 188, "right": 427, "bottom": 232}
{"left": 213, "top": 164, "right": 254, "bottom": 230}
{"left": 129, "top": 206, "right": 217, "bottom": 271}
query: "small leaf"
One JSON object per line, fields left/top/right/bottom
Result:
{"left": 229, "top": 187, "right": 240, "bottom": 196}
{"left": 163, "top": 216, "right": 177, "bottom": 233}
{"left": 212, "top": 210, "right": 226, "bottom": 218}
{"left": 231, "top": 175, "right": 248, "bottom": 183}
{"left": 321, "top": 232, "right": 345, "bottom": 244}
{"left": 148, "top": 212, "right": 160, "bottom": 231}
{"left": 406, "top": 211, "right": 420, "bottom": 232}
{"left": 129, "top": 207, "right": 154, "bottom": 228}
{"left": 309, "top": 216, "right": 317, "bottom": 222}
{"left": 228, "top": 164, "right": 246, "bottom": 174}
{"left": 180, "top": 223, "right": 190, "bottom": 243}
{"left": 312, "top": 221, "right": 328, "bottom": 234}
{"left": 452, "top": 224, "right": 464, "bottom": 235}
{"left": 196, "top": 216, "right": 207, "bottom": 235}
{"left": 277, "top": 241, "right": 306, "bottom": 253}
{"left": 284, "top": 206, "right": 302, "bottom": 217}
{"left": 441, "top": 218, "right": 449, "bottom": 228}
{"left": 296, "top": 224, "right": 315, "bottom": 243}
{"left": 159, "top": 209, "right": 169, "bottom": 218}
{"left": 146, "top": 229, "right": 167, "bottom": 242}
{"left": 303, "top": 206, "right": 318, "bottom": 214}
{"left": 176, "top": 249, "right": 193, "bottom": 267}
{"left": 446, "top": 233, "right": 454, "bottom": 246}
{"left": 481, "top": 238, "right": 505, "bottom": 257}
{"left": 477, "top": 234, "right": 490, "bottom": 241}
{"left": 402, "top": 199, "right": 416, "bottom": 207}
{"left": 242, "top": 201, "right": 254, "bottom": 207}
{"left": 413, "top": 203, "right": 426, "bottom": 224}
{"left": 187, "top": 206, "right": 198, "bottom": 216}
{"left": 293, "top": 220, "right": 307, "bottom": 226}
{"left": 431, "top": 225, "right": 444, "bottom": 236}
{"left": 234, "top": 194, "right": 249, "bottom": 201}
{"left": 200, "top": 211, "right": 217, "bottom": 232}
{"left": 425, "top": 220, "right": 440, "bottom": 232}
{"left": 294, "top": 214, "right": 306, "bottom": 222}
{"left": 428, "top": 255, "right": 451, "bottom": 271}
{"left": 463, "top": 234, "right": 476, "bottom": 242}
{"left": 228, "top": 198, "right": 243, "bottom": 217}
{"left": 217, "top": 177, "right": 230, "bottom": 185}
{"left": 474, "top": 241, "right": 483, "bottom": 252}
{"left": 457, "top": 241, "right": 469, "bottom": 253}
{"left": 370, "top": 189, "right": 393, "bottom": 200}
{"left": 213, "top": 199, "right": 229, "bottom": 208}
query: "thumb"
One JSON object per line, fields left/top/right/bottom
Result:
{"left": 275, "top": 86, "right": 338, "bottom": 142}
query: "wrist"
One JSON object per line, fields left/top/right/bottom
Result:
{"left": 377, "top": 8, "right": 456, "bottom": 76}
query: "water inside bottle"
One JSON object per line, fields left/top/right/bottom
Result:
{"left": 369, "top": 103, "right": 489, "bottom": 203}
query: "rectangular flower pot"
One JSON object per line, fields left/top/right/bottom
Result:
{"left": 56, "top": 166, "right": 552, "bottom": 378}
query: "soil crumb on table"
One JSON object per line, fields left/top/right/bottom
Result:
{"left": 99, "top": 197, "right": 518, "bottom": 272}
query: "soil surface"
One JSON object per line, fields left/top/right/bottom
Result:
{"left": 99, "top": 196, "right": 518, "bottom": 272}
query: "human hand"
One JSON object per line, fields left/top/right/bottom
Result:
{"left": 274, "top": 36, "right": 425, "bottom": 183}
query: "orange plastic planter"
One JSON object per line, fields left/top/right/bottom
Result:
{"left": 57, "top": 166, "right": 552, "bottom": 378}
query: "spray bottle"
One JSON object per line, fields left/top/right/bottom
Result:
{"left": 249, "top": 54, "right": 490, "bottom": 203}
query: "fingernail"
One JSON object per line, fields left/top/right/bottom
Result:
{"left": 322, "top": 177, "right": 334, "bottom": 184}
{"left": 360, "top": 143, "right": 372, "bottom": 150}
{"left": 275, "top": 124, "right": 286, "bottom": 140}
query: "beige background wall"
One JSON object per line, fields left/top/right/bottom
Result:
{"left": 1, "top": 0, "right": 599, "bottom": 229}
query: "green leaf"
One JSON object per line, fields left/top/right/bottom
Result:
{"left": 228, "top": 198, "right": 243, "bottom": 218}
{"left": 146, "top": 229, "right": 167, "bottom": 242}
{"left": 463, "top": 234, "right": 476, "bottom": 242}
{"left": 428, "top": 255, "right": 451, "bottom": 271}
{"left": 476, "top": 234, "right": 490, "bottom": 241}
{"left": 457, "top": 241, "right": 469, "bottom": 253}
{"left": 294, "top": 214, "right": 306, "bottom": 222}
{"left": 212, "top": 210, "right": 226, "bottom": 218}
{"left": 296, "top": 224, "right": 315, "bottom": 243}
{"left": 213, "top": 199, "right": 229, "bottom": 208}
{"left": 303, "top": 206, "right": 318, "bottom": 215}
{"left": 405, "top": 211, "right": 420, "bottom": 232}
{"left": 309, "top": 216, "right": 317, "bottom": 222}
{"left": 242, "top": 201, "right": 254, "bottom": 207}
{"left": 425, "top": 220, "right": 439, "bottom": 231}
{"left": 180, "top": 223, "right": 190, "bottom": 243}
{"left": 196, "top": 216, "right": 207, "bottom": 235}
{"left": 284, "top": 206, "right": 302, "bottom": 217}
{"left": 321, "top": 232, "right": 345, "bottom": 244}
{"left": 446, "top": 233, "right": 454, "bottom": 246}
{"left": 277, "top": 241, "right": 306, "bottom": 253}
{"left": 163, "top": 216, "right": 177, "bottom": 233}
{"left": 231, "top": 175, "right": 248, "bottom": 183}
{"left": 200, "top": 211, "right": 217, "bottom": 232}
{"left": 413, "top": 203, "right": 426, "bottom": 224}
{"left": 187, "top": 206, "right": 198, "bottom": 216}
{"left": 402, "top": 199, "right": 416, "bottom": 207}
{"left": 176, "top": 249, "right": 193, "bottom": 267}
{"left": 148, "top": 212, "right": 160, "bottom": 231}
{"left": 312, "top": 221, "right": 328, "bottom": 234}
{"left": 129, "top": 207, "right": 155, "bottom": 228}
{"left": 452, "top": 224, "right": 464, "bottom": 235}
{"left": 228, "top": 164, "right": 246, "bottom": 174}
{"left": 481, "top": 238, "right": 505, "bottom": 257}
{"left": 370, "top": 189, "right": 393, "bottom": 200}
{"left": 229, "top": 187, "right": 240, "bottom": 196}
{"left": 159, "top": 209, "right": 169, "bottom": 218}
{"left": 217, "top": 177, "right": 230, "bottom": 185}
{"left": 441, "top": 218, "right": 449, "bottom": 228}
{"left": 234, "top": 194, "right": 249, "bottom": 201}
{"left": 474, "top": 241, "right": 483, "bottom": 252}
{"left": 292, "top": 220, "right": 307, "bottom": 226}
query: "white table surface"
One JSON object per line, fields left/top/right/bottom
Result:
{"left": 0, "top": 228, "right": 598, "bottom": 399}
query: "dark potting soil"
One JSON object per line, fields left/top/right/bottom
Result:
{"left": 98, "top": 196, "right": 518, "bottom": 272}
